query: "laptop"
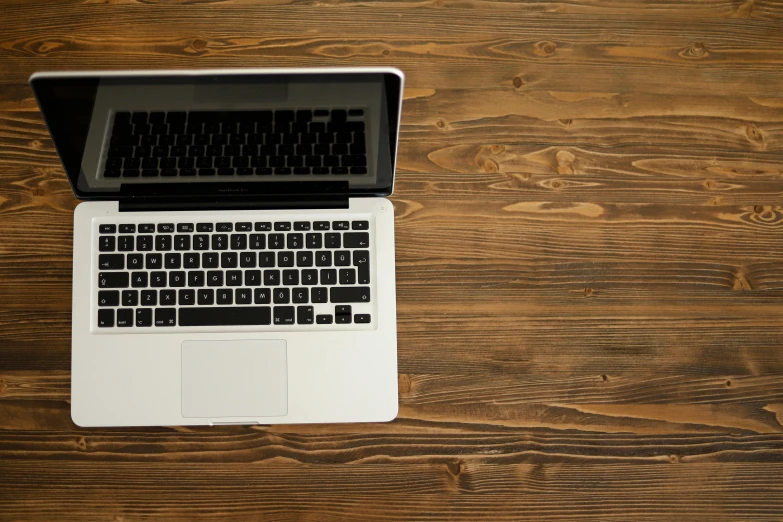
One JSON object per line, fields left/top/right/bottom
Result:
{"left": 30, "top": 67, "right": 404, "bottom": 427}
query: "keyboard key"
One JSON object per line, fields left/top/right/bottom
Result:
{"left": 137, "top": 235, "right": 153, "bottom": 251}
{"left": 325, "top": 233, "right": 341, "bottom": 248}
{"left": 316, "top": 314, "right": 333, "bottom": 324}
{"left": 226, "top": 270, "right": 242, "bottom": 286}
{"left": 236, "top": 222, "right": 252, "bottom": 232}
{"left": 331, "top": 287, "right": 371, "bottom": 303}
{"left": 165, "top": 253, "right": 182, "bottom": 269}
{"left": 98, "top": 254, "right": 124, "bottom": 270}
{"left": 335, "top": 251, "right": 351, "bottom": 266}
{"left": 254, "top": 288, "right": 271, "bottom": 304}
{"left": 235, "top": 288, "right": 252, "bottom": 304}
{"left": 207, "top": 271, "right": 224, "bottom": 286}
{"left": 344, "top": 232, "right": 369, "bottom": 249}
{"left": 297, "top": 305, "right": 314, "bottom": 324}
{"left": 99, "top": 224, "right": 116, "bottom": 234}
{"left": 179, "top": 289, "right": 195, "bottom": 306}
{"left": 250, "top": 234, "right": 266, "bottom": 249}
{"left": 306, "top": 233, "right": 322, "bottom": 249}
{"left": 274, "top": 222, "right": 292, "bottom": 231}
{"left": 336, "top": 314, "right": 352, "bottom": 324}
{"left": 174, "top": 235, "right": 191, "bottom": 251}
{"left": 240, "top": 252, "right": 256, "bottom": 268}
{"left": 99, "top": 236, "right": 115, "bottom": 252}
{"left": 118, "top": 236, "right": 134, "bottom": 252}
{"left": 273, "top": 306, "right": 295, "bottom": 325}
{"left": 231, "top": 234, "right": 247, "bottom": 250}
{"left": 320, "top": 269, "right": 337, "bottom": 285}
{"left": 301, "top": 269, "right": 318, "bottom": 285}
{"left": 117, "top": 308, "right": 133, "bottom": 327}
{"left": 119, "top": 224, "right": 136, "bottom": 234}
{"left": 259, "top": 252, "right": 275, "bottom": 267}
{"left": 193, "top": 235, "right": 209, "bottom": 250}
{"left": 196, "top": 223, "right": 213, "bottom": 232}
{"left": 283, "top": 270, "right": 299, "bottom": 286}
{"left": 98, "top": 272, "right": 129, "bottom": 288}
{"left": 98, "top": 309, "right": 114, "bottom": 327}
{"left": 273, "top": 288, "right": 290, "bottom": 304}
{"left": 311, "top": 287, "right": 328, "bottom": 303}
{"left": 187, "top": 271, "right": 205, "bottom": 287}
{"left": 155, "top": 308, "right": 177, "bottom": 327}
{"left": 150, "top": 271, "right": 167, "bottom": 287}
{"left": 287, "top": 233, "right": 303, "bottom": 249}
{"left": 245, "top": 270, "right": 261, "bottom": 286}
{"left": 169, "top": 271, "right": 186, "bottom": 287}
{"left": 333, "top": 221, "right": 350, "bottom": 231}
{"left": 353, "top": 250, "right": 370, "bottom": 284}
{"left": 122, "top": 290, "right": 138, "bottom": 306}
{"left": 314, "top": 221, "right": 330, "bottom": 231}
{"left": 177, "top": 223, "right": 195, "bottom": 232}
{"left": 339, "top": 268, "right": 356, "bottom": 285}
{"left": 139, "top": 224, "right": 155, "bottom": 233}
{"left": 216, "top": 289, "right": 233, "bottom": 305}
{"left": 336, "top": 305, "right": 352, "bottom": 316}
{"left": 126, "top": 254, "right": 143, "bottom": 270}
{"left": 352, "top": 221, "right": 369, "bottom": 230}
{"left": 316, "top": 251, "right": 332, "bottom": 267}
{"left": 202, "top": 252, "right": 219, "bottom": 268}
{"left": 268, "top": 234, "right": 285, "bottom": 249}
{"left": 264, "top": 270, "right": 280, "bottom": 286}
{"left": 294, "top": 222, "right": 311, "bottom": 231}
{"left": 160, "top": 290, "right": 176, "bottom": 306}
{"left": 141, "top": 290, "right": 157, "bottom": 306}
{"left": 221, "top": 252, "right": 238, "bottom": 268}
{"left": 157, "top": 223, "right": 175, "bottom": 233}
{"left": 197, "top": 289, "right": 214, "bottom": 305}
{"left": 155, "top": 235, "right": 172, "bottom": 251}
{"left": 278, "top": 251, "right": 294, "bottom": 267}
{"left": 216, "top": 223, "right": 233, "bottom": 232}
{"left": 212, "top": 234, "right": 228, "bottom": 250}
{"left": 98, "top": 290, "right": 119, "bottom": 307}
{"left": 297, "top": 251, "right": 313, "bottom": 267}
{"left": 145, "top": 253, "right": 162, "bottom": 269}
{"left": 183, "top": 253, "right": 200, "bottom": 268}
{"left": 293, "top": 288, "right": 309, "bottom": 304}
{"left": 134, "top": 308, "right": 152, "bottom": 327}
{"left": 255, "top": 222, "right": 272, "bottom": 231}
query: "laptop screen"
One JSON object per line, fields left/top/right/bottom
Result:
{"left": 30, "top": 69, "right": 402, "bottom": 200}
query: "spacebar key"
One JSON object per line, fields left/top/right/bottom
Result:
{"left": 179, "top": 307, "right": 271, "bottom": 326}
{"left": 330, "top": 287, "right": 371, "bottom": 303}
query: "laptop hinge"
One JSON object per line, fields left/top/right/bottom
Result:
{"left": 118, "top": 196, "right": 349, "bottom": 212}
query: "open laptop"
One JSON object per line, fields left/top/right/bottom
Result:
{"left": 30, "top": 67, "right": 404, "bottom": 427}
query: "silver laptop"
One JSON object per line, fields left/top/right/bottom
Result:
{"left": 30, "top": 68, "right": 404, "bottom": 427}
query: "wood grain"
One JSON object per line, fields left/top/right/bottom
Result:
{"left": 2, "top": 0, "right": 783, "bottom": 519}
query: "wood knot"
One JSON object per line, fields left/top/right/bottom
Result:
{"left": 679, "top": 42, "right": 709, "bottom": 59}
{"left": 534, "top": 40, "right": 557, "bottom": 57}
{"left": 382, "top": 49, "right": 390, "bottom": 56}
{"left": 556, "top": 150, "right": 576, "bottom": 175}
{"left": 446, "top": 460, "right": 464, "bottom": 476}
{"left": 601, "top": 374, "right": 608, "bottom": 382}
{"left": 746, "top": 124, "right": 764, "bottom": 144}
{"left": 584, "top": 287, "right": 594, "bottom": 297}
{"left": 76, "top": 437, "right": 87, "bottom": 451}
{"left": 512, "top": 76, "right": 525, "bottom": 89}
{"left": 436, "top": 120, "right": 446, "bottom": 129}
{"left": 726, "top": 380, "right": 732, "bottom": 387}
{"left": 490, "top": 144, "right": 505, "bottom": 154}
{"left": 191, "top": 39, "right": 208, "bottom": 52}
{"left": 732, "top": 267, "right": 753, "bottom": 291}
{"left": 398, "top": 374, "right": 412, "bottom": 394}
{"left": 669, "top": 454, "right": 681, "bottom": 463}
{"left": 29, "top": 139, "right": 43, "bottom": 150}
{"left": 754, "top": 205, "right": 765, "bottom": 214}
{"left": 745, "top": 206, "right": 783, "bottom": 226}
{"left": 559, "top": 118, "right": 572, "bottom": 126}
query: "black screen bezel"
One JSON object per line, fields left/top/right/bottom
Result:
{"left": 30, "top": 69, "right": 402, "bottom": 201}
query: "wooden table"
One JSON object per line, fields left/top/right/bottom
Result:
{"left": 2, "top": 2, "right": 783, "bottom": 520}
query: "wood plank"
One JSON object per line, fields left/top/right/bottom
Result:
{"left": 1, "top": 9, "right": 783, "bottom": 95}
{"left": 1, "top": 461, "right": 782, "bottom": 521}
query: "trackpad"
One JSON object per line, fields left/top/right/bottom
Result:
{"left": 181, "top": 340, "right": 287, "bottom": 418}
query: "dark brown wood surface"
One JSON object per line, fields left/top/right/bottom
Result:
{"left": 2, "top": 1, "right": 783, "bottom": 520}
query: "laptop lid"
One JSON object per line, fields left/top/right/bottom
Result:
{"left": 30, "top": 68, "right": 404, "bottom": 206}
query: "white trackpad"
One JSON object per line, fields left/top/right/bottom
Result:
{"left": 181, "top": 340, "right": 288, "bottom": 418}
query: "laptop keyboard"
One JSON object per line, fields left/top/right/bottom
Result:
{"left": 95, "top": 219, "right": 373, "bottom": 329}
{"left": 104, "top": 109, "right": 368, "bottom": 178}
